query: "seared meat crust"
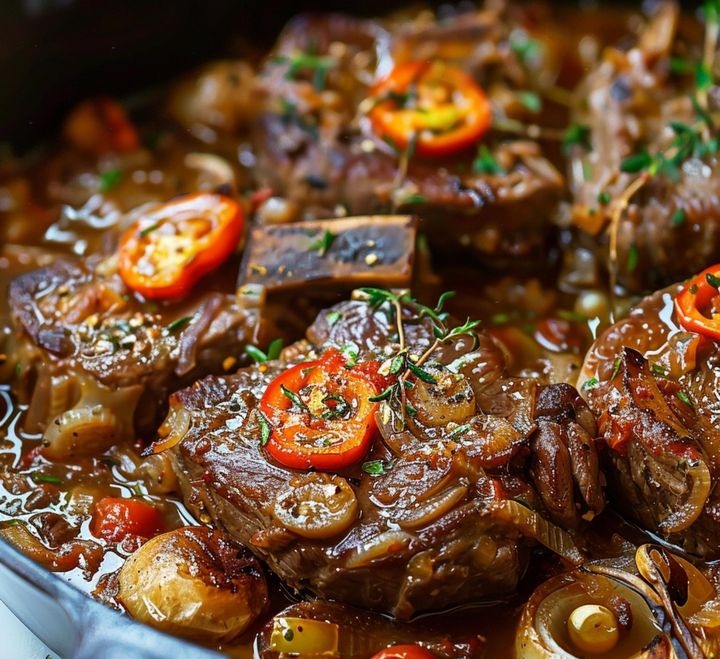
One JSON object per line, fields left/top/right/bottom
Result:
{"left": 252, "top": 10, "right": 563, "bottom": 266}
{"left": 7, "top": 257, "right": 264, "bottom": 447}
{"left": 170, "top": 297, "right": 602, "bottom": 617}
{"left": 581, "top": 285, "right": 720, "bottom": 556}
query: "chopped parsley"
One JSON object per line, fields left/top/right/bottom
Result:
{"left": 308, "top": 229, "right": 336, "bottom": 256}
{"left": 98, "top": 168, "right": 122, "bottom": 193}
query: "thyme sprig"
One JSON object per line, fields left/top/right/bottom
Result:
{"left": 353, "top": 288, "right": 480, "bottom": 430}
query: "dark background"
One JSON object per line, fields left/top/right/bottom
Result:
{"left": 0, "top": 0, "right": 428, "bottom": 148}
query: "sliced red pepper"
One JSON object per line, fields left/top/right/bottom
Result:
{"left": 259, "top": 349, "right": 379, "bottom": 470}
{"left": 367, "top": 61, "right": 492, "bottom": 157}
{"left": 675, "top": 264, "right": 720, "bottom": 341}
{"left": 118, "top": 192, "right": 243, "bottom": 300}
{"left": 90, "top": 497, "right": 165, "bottom": 543}
{"left": 371, "top": 645, "right": 437, "bottom": 659}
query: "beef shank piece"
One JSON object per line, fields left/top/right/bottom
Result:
{"left": 580, "top": 283, "right": 720, "bottom": 556}
{"left": 565, "top": 2, "right": 720, "bottom": 292}
{"left": 166, "top": 293, "right": 603, "bottom": 618}
{"left": 251, "top": 9, "right": 564, "bottom": 267}
{"left": 6, "top": 255, "right": 267, "bottom": 459}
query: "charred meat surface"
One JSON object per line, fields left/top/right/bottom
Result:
{"left": 167, "top": 293, "right": 601, "bottom": 618}
{"left": 238, "top": 214, "right": 417, "bottom": 293}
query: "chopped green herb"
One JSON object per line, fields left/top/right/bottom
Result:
{"left": 706, "top": 272, "right": 720, "bottom": 288}
{"left": 280, "top": 385, "right": 309, "bottom": 412}
{"left": 273, "top": 52, "right": 337, "bottom": 91}
{"left": 597, "top": 191, "right": 612, "bottom": 205}
{"left": 246, "top": 344, "right": 270, "bottom": 363}
{"left": 408, "top": 362, "right": 437, "bottom": 384}
{"left": 677, "top": 390, "right": 694, "bottom": 408}
{"left": 669, "top": 57, "right": 694, "bottom": 74}
{"left": 267, "top": 338, "right": 283, "bottom": 361}
{"left": 627, "top": 243, "right": 639, "bottom": 273}
{"left": 362, "top": 459, "right": 387, "bottom": 476}
{"left": 696, "top": 61, "right": 713, "bottom": 91}
{"left": 671, "top": 208, "right": 687, "bottom": 226}
{"left": 325, "top": 310, "right": 342, "bottom": 327}
{"left": 509, "top": 32, "right": 542, "bottom": 65}
{"left": 308, "top": 229, "right": 336, "bottom": 256}
{"left": 339, "top": 342, "right": 359, "bottom": 368}
{"left": 321, "top": 394, "right": 350, "bottom": 420}
{"left": 446, "top": 423, "right": 472, "bottom": 439}
{"left": 557, "top": 309, "right": 588, "bottom": 323}
{"left": 518, "top": 91, "right": 542, "bottom": 113}
{"left": 583, "top": 376, "right": 599, "bottom": 389}
{"left": 140, "top": 221, "right": 162, "bottom": 238}
{"left": 402, "top": 193, "right": 427, "bottom": 205}
{"left": 611, "top": 358, "right": 622, "bottom": 380}
{"left": 98, "top": 168, "right": 122, "bottom": 193}
{"left": 620, "top": 151, "right": 652, "bottom": 173}
{"left": 166, "top": 316, "right": 193, "bottom": 332}
{"left": 368, "top": 385, "right": 395, "bottom": 402}
{"left": 31, "top": 473, "right": 62, "bottom": 485}
{"left": 491, "top": 313, "right": 511, "bottom": 325}
{"left": 257, "top": 412, "right": 272, "bottom": 446}
{"left": 563, "top": 123, "right": 591, "bottom": 154}
{"left": 472, "top": 145, "right": 505, "bottom": 175}
{"left": 650, "top": 363, "right": 668, "bottom": 377}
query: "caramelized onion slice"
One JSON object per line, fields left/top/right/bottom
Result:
{"left": 272, "top": 473, "right": 358, "bottom": 540}
{"left": 492, "top": 500, "right": 583, "bottom": 565}
{"left": 149, "top": 405, "right": 192, "bottom": 454}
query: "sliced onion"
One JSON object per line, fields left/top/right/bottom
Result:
{"left": 272, "top": 474, "right": 358, "bottom": 540}
{"left": 344, "top": 530, "right": 414, "bottom": 569}
{"left": 492, "top": 499, "right": 583, "bottom": 565}
{"left": 392, "top": 485, "right": 468, "bottom": 530}
{"left": 150, "top": 405, "right": 192, "bottom": 454}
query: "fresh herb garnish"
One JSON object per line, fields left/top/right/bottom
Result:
{"left": 472, "top": 145, "right": 505, "bottom": 175}
{"left": 31, "top": 473, "right": 62, "bottom": 485}
{"left": 402, "top": 193, "right": 428, "bottom": 205}
{"left": 627, "top": 243, "right": 639, "bottom": 272}
{"left": 325, "top": 310, "right": 342, "bottom": 327}
{"left": 308, "top": 229, "right": 336, "bottom": 256}
{"left": 353, "top": 288, "right": 480, "bottom": 431}
{"left": 321, "top": 394, "right": 350, "bottom": 420}
{"left": 339, "top": 342, "right": 359, "bottom": 368}
{"left": 257, "top": 411, "right": 272, "bottom": 446}
{"left": 611, "top": 357, "right": 622, "bottom": 380}
{"left": 362, "top": 459, "right": 388, "bottom": 476}
{"left": 518, "top": 91, "right": 542, "bottom": 114}
{"left": 706, "top": 272, "right": 720, "bottom": 288}
{"left": 272, "top": 52, "right": 337, "bottom": 91}
{"left": 671, "top": 208, "right": 687, "bottom": 226}
{"left": 597, "top": 191, "right": 612, "bottom": 205}
{"left": 650, "top": 363, "right": 668, "bottom": 377}
{"left": 677, "top": 390, "right": 694, "bottom": 408}
{"left": 582, "top": 376, "right": 599, "bottom": 390}
{"left": 99, "top": 168, "right": 122, "bottom": 193}
{"left": 166, "top": 316, "right": 193, "bottom": 332}
{"left": 140, "top": 221, "right": 162, "bottom": 238}
{"left": 562, "top": 123, "right": 591, "bottom": 154}
{"left": 446, "top": 423, "right": 472, "bottom": 439}
{"left": 246, "top": 338, "right": 284, "bottom": 363}
{"left": 280, "top": 385, "right": 309, "bottom": 413}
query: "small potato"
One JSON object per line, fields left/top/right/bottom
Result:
{"left": 118, "top": 526, "right": 268, "bottom": 642}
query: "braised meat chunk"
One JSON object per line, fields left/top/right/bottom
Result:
{"left": 252, "top": 7, "right": 564, "bottom": 266}
{"left": 4, "top": 192, "right": 272, "bottom": 458}
{"left": 165, "top": 291, "right": 602, "bottom": 618}
{"left": 580, "top": 273, "right": 720, "bottom": 557}
{"left": 565, "top": 2, "right": 720, "bottom": 292}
